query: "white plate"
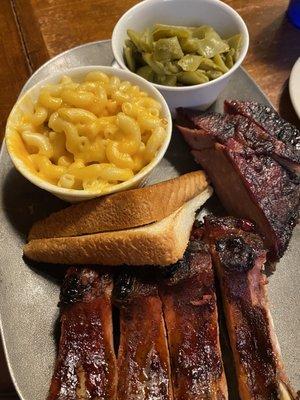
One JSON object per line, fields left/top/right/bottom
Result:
{"left": 289, "top": 57, "right": 300, "bottom": 119}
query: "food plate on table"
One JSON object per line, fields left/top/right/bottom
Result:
{"left": 0, "top": 21, "right": 299, "bottom": 400}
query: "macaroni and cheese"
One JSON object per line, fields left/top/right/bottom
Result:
{"left": 14, "top": 72, "right": 167, "bottom": 192}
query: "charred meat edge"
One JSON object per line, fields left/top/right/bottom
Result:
{"left": 224, "top": 100, "right": 300, "bottom": 152}
{"left": 177, "top": 103, "right": 300, "bottom": 175}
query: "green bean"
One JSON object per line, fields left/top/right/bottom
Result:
{"left": 140, "top": 28, "right": 153, "bottom": 52}
{"left": 153, "top": 37, "right": 184, "bottom": 61}
{"left": 213, "top": 54, "right": 229, "bottom": 73}
{"left": 178, "top": 71, "right": 209, "bottom": 85}
{"left": 164, "top": 61, "right": 180, "bottom": 75}
{"left": 205, "top": 70, "right": 223, "bottom": 80}
{"left": 136, "top": 65, "right": 155, "bottom": 81}
{"left": 197, "top": 32, "right": 229, "bottom": 58}
{"left": 178, "top": 54, "right": 202, "bottom": 71}
{"left": 123, "top": 24, "right": 242, "bottom": 86}
{"left": 152, "top": 24, "right": 191, "bottom": 40}
{"left": 125, "top": 39, "right": 137, "bottom": 50}
{"left": 198, "top": 57, "right": 223, "bottom": 72}
{"left": 191, "top": 25, "right": 214, "bottom": 39}
{"left": 124, "top": 46, "right": 135, "bottom": 72}
{"left": 155, "top": 74, "right": 177, "bottom": 86}
{"left": 127, "top": 29, "right": 143, "bottom": 51}
{"left": 179, "top": 37, "right": 202, "bottom": 53}
{"left": 142, "top": 53, "right": 166, "bottom": 75}
{"left": 224, "top": 48, "right": 235, "bottom": 69}
{"left": 226, "top": 34, "right": 243, "bottom": 62}
{"left": 127, "top": 29, "right": 152, "bottom": 52}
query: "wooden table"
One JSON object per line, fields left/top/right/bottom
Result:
{"left": 0, "top": 0, "right": 299, "bottom": 398}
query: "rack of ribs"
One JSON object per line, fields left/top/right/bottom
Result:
{"left": 114, "top": 271, "right": 173, "bottom": 400}
{"left": 203, "top": 215, "right": 296, "bottom": 400}
{"left": 47, "top": 267, "right": 117, "bottom": 400}
{"left": 176, "top": 104, "right": 300, "bottom": 260}
{"left": 159, "top": 229, "right": 228, "bottom": 400}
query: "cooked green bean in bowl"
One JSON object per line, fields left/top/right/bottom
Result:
{"left": 123, "top": 24, "right": 242, "bottom": 87}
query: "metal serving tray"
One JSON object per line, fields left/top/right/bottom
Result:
{"left": 0, "top": 40, "right": 299, "bottom": 400}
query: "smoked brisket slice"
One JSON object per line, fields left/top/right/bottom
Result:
{"left": 177, "top": 107, "right": 300, "bottom": 174}
{"left": 114, "top": 271, "right": 173, "bottom": 400}
{"left": 177, "top": 108, "right": 300, "bottom": 260}
{"left": 194, "top": 139, "right": 299, "bottom": 260}
{"left": 224, "top": 100, "right": 300, "bottom": 174}
{"left": 224, "top": 100, "right": 300, "bottom": 151}
{"left": 159, "top": 229, "right": 228, "bottom": 400}
{"left": 204, "top": 215, "right": 296, "bottom": 400}
{"left": 47, "top": 267, "right": 117, "bottom": 400}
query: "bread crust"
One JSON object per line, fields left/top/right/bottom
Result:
{"left": 28, "top": 171, "right": 208, "bottom": 240}
{"left": 24, "top": 187, "right": 213, "bottom": 266}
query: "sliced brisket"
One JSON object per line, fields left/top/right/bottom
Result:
{"left": 224, "top": 100, "right": 300, "bottom": 174}
{"left": 224, "top": 100, "right": 300, "bottom": 151}
{"left": 177, "top": 106, "right": 300, "bottom": 174}
{"left": 177, "top": 104, "right": 300, "bottom": 260}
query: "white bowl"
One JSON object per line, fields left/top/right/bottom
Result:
{"left": 5, "top": 66, "right": 172, "bottom": 202}
{"left": 112, "top": 0, "right": 249, "bottom": 113}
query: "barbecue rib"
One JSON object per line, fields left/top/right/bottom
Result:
{"left": 47, "top": 267, "right": 117, "bottom": 400}
{"left": 114, "top": 272, "right": 173, "bottom": 400}
{"left": 203, "top": 215, "right": 296, "bottom": 400}
{"left": 159, "top": 229, "right": 228, "bottom": 400}
{"left": 176, "top": 106, "right": 300, "bottom": 260}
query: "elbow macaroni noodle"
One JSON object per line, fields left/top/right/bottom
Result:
{"left": 17, "top": 71, "right": 168, "bottom": 192}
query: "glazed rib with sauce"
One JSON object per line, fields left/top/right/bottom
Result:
{"left": 114, "top": 272, "right": 173, "bottom": 400}
{"left": 47, "top": 267, "right": 117, "bottom": 400}
{"left": 204, "top": 216, "right": 296, "bottom": 400}
{"left": 159, "top": 229, "right": 228, "bottom": 400}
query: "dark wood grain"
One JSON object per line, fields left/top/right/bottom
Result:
{"left": 0, "top": 1, "right": 31, "bottom": 144}
{"left": 0, "top": 0, "right": 299, "bottom": 398}
{"left": 30, "top": 0, "right": 139, "bottom": 61}
{"left": 13, "top": 0, "right": 49, "bottom": 70}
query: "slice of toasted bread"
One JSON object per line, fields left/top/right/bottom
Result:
{"left": 24, "top": 187, "right": 213, "bottom": 266}
{"left": 28, "top": 171, "right": 208, "bottom": 240}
